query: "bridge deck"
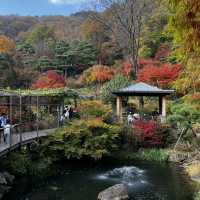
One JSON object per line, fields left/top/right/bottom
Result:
{"left": 0, "top": 129, "right": 56, "bottom": 157}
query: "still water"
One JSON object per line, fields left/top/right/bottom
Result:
{"left": 4, "top": 161, "right": 195, "bottom": 200}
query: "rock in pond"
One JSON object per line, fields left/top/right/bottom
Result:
{"left": 2, "top": 172, "right": 15, "bottom": 185}
{"left": 97, "top": 184, "right": 129, "bottom": 200}
{"left": 0, "top": 173, "right": 7, "bottom": 185}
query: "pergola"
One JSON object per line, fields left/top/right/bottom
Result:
{"left": 0, "top": 88, "right": 79, "bottom": 143}
{"left": 113, "top": 82, "right": 174, "bottom": 121}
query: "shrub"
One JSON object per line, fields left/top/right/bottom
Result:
{"left": 132, "top": 120, "right": 172, "bottom": 148}
{"left": 194, "top": 192, "right": 200, "bottom": 200}
{"left": 32, "top": 70, "right": 66, "bottom": 89}
{"left": 101, "top": 74, "right": 129, "bottom": 105}
{"left": 139, "top": 149, "right": 169, "bottom": 162}
{"left": 47, "top": 119, "right": 121, "bottom": 160}
{"left": 133, "top": 120, "right": 162, "bottom": 147}
{"left": 78, "top": 100, "right": 113, "bottom": 122}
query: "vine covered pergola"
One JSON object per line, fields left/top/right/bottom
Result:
{"left": 113, "top": 82, "right": 174, "bottom": 122}
{"left": 0, "top": 88, "right": 79, "bottom": 155}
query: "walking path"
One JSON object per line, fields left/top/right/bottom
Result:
{"left": 0, "top": 129, "right": 56, "bottom": 157}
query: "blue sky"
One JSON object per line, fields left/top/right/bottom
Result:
{"left": 0, "top": 0, "right": 93, "bottom": 16}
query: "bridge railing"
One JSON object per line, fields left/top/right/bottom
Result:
{"left": 0, "top": 120, "right": 58, "bottom": 151}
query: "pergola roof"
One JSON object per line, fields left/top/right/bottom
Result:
{"left": 0, "top": 88, "right": 79, "bottom": 98}
{"left": 113, "top": 82, "right": 174, "bottom": 96}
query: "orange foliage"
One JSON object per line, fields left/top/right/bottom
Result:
{"left": 137, "top": 63, "right": 182, "bottom": 88}
{"left": 122, "top": 62, "right": 132, "bottom": 78}
{"left": 138, "top": 58, "right": 160, "bottom": 69}
{"left": 84, "top": 65, "right": 114, "bottom": 85}
{"left": 0, "top": 35, "right": 16, "bottom": 54}
{"left": 93, "top": 65, "right": 114, "bottom": 82}
{"left": 32, "top": 70, "right": 66, "bottom": 89}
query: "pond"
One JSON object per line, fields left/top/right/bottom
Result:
{"left": 3, "top": 160, "right": 195, "bottom": 200}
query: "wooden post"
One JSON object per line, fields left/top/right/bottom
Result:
{"left": 57, "top": 105, "right": 60, "bottom": 128}
{"left": 139, "top": 96, "right": 144, "bottom": 109}
{"left": 36, "top": 96, "right": 39, "bottom": 138}
{"left": 9, "top": 96, "right": 12, "bottom": 148}
{"left": 19, "top": 96, "right": 22, "bottom": 145}
{"left": 159, "top": 96, "right": 166, "bottom": 122}
{"left": 116, "top": 96, "right": 123, "bottom": 121}
{"left": 159, "top": 96, "right": 162, "bottom": 115}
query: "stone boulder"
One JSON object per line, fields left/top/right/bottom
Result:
{"left": 3, "top": 172, "right": 15, "bottom": 185}
{"left": 0, "top": 173, "right": 7, "bottom": 185}
{"left": 97, "top": 184, "right": 129, "bottom": 200}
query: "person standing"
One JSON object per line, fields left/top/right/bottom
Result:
{"left": 69, "top": 106, "right": 73, "bottom": 119}
{"left": 3, "top": 119, "right": 11, "bottom": 144}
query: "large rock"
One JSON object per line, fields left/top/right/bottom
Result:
{"left": 0, "top": 173, "right": 7, "bottom": 185}
{"left": 0, "top": 185, "right": 11, "bottom": 200}
{"left": 98, "top": 184, "right": 129, "bottom": 200}
{"left": 2, "top": 172, "right": 15, "bottom": 185}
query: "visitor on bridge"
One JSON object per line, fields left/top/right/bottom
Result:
{"left": 0, "top": 113, "right": 7, "bottom": 128}
{"left": 3, "top": 119, "right": 11, "bottom": 144}
{"left": 63, "top": 106, "right": 70, "bottom": 120}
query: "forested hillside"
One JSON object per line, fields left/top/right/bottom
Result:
{"left": 0, "top": 0, "right": 170, "bottom": 89}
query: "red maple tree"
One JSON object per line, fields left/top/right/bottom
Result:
{"left": 133, "top": 120, "right": 163, "bottom": 147}
{"left": 32, "top": 70, "right": 66, "bottom": 89}
{"left": 137, "top": 63, "right": 182, "bottom": 88}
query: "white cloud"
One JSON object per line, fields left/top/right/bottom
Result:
{"left": 49, "top": 0, "right": 89, "bottom": 5}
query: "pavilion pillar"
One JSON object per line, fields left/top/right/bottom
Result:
{"left": 139, "top": 96, "right": 144, "bottom": 109}
{"left": 159, "top": 96, "right": 166, "bottom": 122}
{"left": 116, "top": 96, "right": 123, "bottom": 122}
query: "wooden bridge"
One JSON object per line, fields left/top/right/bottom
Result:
{"left": 0, "top": 128, "right": 56, "bottom": 157}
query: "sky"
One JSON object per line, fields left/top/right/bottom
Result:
{"left": 0, "top": 0, "right": 93, "bottom": 16}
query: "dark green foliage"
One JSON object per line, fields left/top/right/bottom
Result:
{"left": 17, "top": 42, "right": 35, "bottom": 55}
{"left": 168, "top": 102, "right": 200, "bottom": 129}
{"left": 26, "top": 25, "right": 55, "bottom": 45}
{"left": 78, "top": 100, "right": 113, "bottom": 122}
{"left": 1, "top": 143, "right": 53, "bottom": 177}
{"left": 46, "top": 119, "right": 121, "bottom": 160}
{"left": 37, "top": 56, "right": 53, "bottom": 72}
{"left": 101, "top": 74, "right": 129, "bottom": 105}
{"left": 0, "top": 54, "right": 17, "bottom": 88}
{"left": 53, "top": 40, "right": 98, "bottom": 76}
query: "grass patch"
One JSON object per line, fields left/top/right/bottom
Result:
{"left": 114, "top": 149, "right": 169, "bottom": 163}
{"left": 194, "top": 191, "right": 200, "bottom": 200}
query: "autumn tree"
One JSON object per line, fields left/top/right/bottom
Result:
{"left": 0, "top": 54, "right": 17, "bottom": 88}
{"left": 83, "top": 65, "right": 114, "bottom": 85}
{"left": 25, "top": 25, "right": 55, "bottom": 57}
{"left": 0, "top": 35, "right": 16, "bottom": 55}
{"left": 173, "top": 60, "right": 200, "bottom": 95}
{"left": 167, "top": 0, "right": 200, "bottom": 97}
{"left": 81, "top": 18, "right": 107, "bottom": 64}
{"left": 32, "top": 70, "right": 66, "bottom": 89}
{"left": 137, "top": 63, "right": 182, "bottom": 88}
{"left": 91, "top": 0, "right": 158, "bottom": 77}
{"left": 168, "top": 0, "right": 200, "bottom": 59}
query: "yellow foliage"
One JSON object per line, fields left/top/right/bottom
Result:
{"left": 186, "top": 162, "right": 200, "bottom": 177}
{"left": 78, "top": 100, "right": 112, "bottom": 121}
{"left": 173, "top": 60, "right": 200, "bottom": 94}
{"left": 0, "top": 35, "right": 16, "bottom": 54}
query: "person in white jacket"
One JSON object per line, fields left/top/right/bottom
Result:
{"left": 3, "top": 119, "right": 11, "bottom": 144}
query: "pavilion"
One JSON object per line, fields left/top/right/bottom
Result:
{"left": 113, "top": 82, "right": 174, "bottom": 121}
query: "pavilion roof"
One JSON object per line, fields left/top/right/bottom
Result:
{"left": 113, "top": 82, "right": 174, "bottom": 96}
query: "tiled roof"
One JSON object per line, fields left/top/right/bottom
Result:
{"left": 113, "top": 82, "right": 174, "bottom": 96}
